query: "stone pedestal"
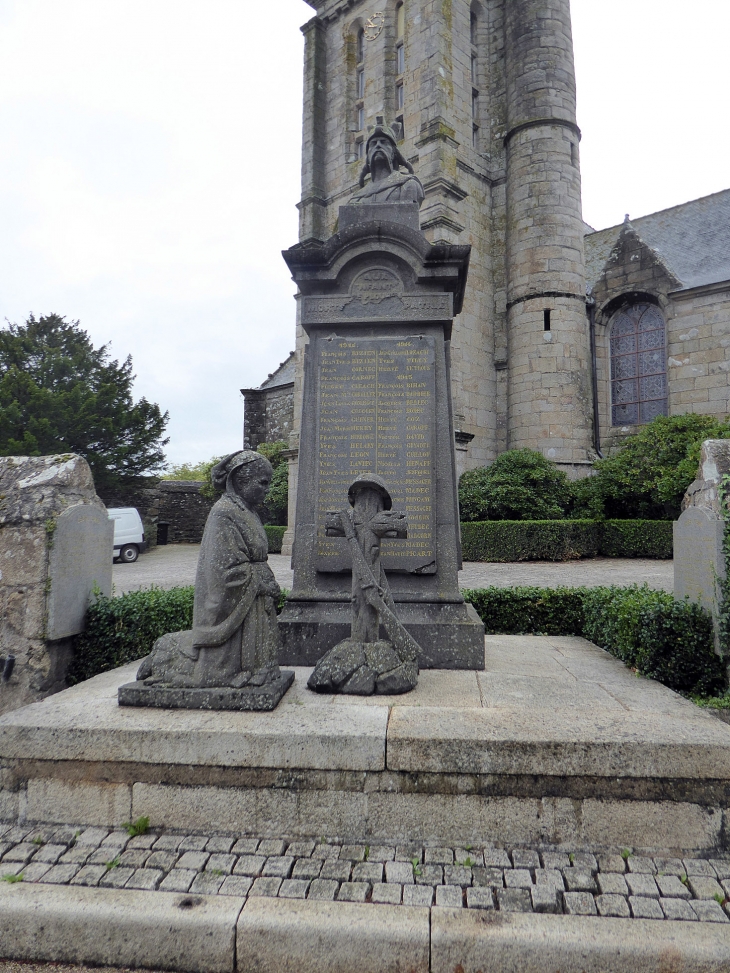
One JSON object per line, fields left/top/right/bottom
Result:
{"left": 278, "top": 204, "right": 484, "bottom": 669}
{"left": 0, "top": 455, "right": 113, "bottom": 713}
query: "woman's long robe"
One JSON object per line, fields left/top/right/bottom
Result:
{"left": 190, "top": 492, "right": 281, "bottom": 684}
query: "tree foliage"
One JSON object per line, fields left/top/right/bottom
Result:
{"left": 257, "top": 440, "right": 289, "bottom": 526}
{"left": 459, "top": 448, "right": 572, "bottom": 522}
{"left": 572, "top": 414, "right": 730, "bottom": 520}
{"left": 162, "top": 456, "right": 221, "bottom": 499}
{"left": 0, "top": 314, "right": 169, "bottom": 489}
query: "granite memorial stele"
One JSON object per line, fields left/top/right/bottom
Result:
{"left": 278, "top": 118, "right": 485, "bottom": 668}
{"left": 118, "top": 451, "right": 293, "bottom": 711}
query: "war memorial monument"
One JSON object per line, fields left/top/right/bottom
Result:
{"left": 1, "top": 1, "right": 730, "bottom": 968}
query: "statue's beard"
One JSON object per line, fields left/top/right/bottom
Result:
{"left": 370, "top": 148, "right": 393, "bottom": 171}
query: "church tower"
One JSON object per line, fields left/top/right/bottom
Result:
{"left": 288, "top": 0, "right": 594, "bottom": 522}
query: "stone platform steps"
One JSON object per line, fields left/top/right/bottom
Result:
{"left": 1, "top": 635, "right": 730, "bottom": 851}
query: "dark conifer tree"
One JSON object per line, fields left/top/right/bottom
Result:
{"left": 0, "top": 314, "right": 169, "bottom": 489}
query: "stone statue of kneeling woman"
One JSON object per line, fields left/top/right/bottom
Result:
{"left": 126, "top": 451, "right": 292, "bottom": 709}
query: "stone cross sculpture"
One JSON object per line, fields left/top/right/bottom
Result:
{"left": 307, "top": 474, "right": 420, "bottom": 695}
{"left": 118, "top": 451, "right": 294, "bottom": 711}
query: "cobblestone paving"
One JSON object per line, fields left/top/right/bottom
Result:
{"left": 2, "top": 823, "right": 728, "bottom": 922}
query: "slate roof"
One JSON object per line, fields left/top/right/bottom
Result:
{"left": 259, "top": 351, "right": 296, "bottom": 390}
{"left": 584, "top": 188, "right": 730, "bottom": 292}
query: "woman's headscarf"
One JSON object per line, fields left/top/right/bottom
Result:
{"left": 210, "top": 451, "right": 272, "bottom": 495}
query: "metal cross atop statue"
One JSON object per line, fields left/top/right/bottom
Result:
{"left": 307, "top": 474, "right": 421, "bottom": 695}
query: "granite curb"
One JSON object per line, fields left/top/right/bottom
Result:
{"left": 1, "top": 883, "right": 730, "bottom": 973}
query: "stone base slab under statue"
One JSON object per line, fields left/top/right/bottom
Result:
{"left": 118, "top": 631, "right": 294, "bottom": 711}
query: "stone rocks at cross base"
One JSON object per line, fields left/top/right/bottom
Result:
{"left": 118, "top": 451, "right": 293, "bottom": 712}
{"left": 307, "top": 638, "right": 417, "bottom": 695}
{"left": 0, "top": 454, "right": 113, "bottom": 714}
{"left": 674, "top": 439, "right": 730, "bottom": 652}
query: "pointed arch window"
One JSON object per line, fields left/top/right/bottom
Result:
{"left": 610, "top": 303, "right": 668, "bottom": 425}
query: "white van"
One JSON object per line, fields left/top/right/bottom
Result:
{"left": 108, "top": 508, "right": 147, "bottom": 563}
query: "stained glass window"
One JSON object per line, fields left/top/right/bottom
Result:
{"left": 610, "top": 303, "right": 667, "bottom": 425}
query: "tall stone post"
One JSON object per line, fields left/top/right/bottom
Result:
{"left": 504, "top": 0, "right": 594, "bottom": 472}
{"left": 0, "top": 455, "right": 113, "bottom": 714}
{"left": 674, "top": 440, "right": 730, "bottom": 657}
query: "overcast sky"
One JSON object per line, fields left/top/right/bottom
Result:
{"left": 0, "top": 0, "right": 727, "bottom": 466}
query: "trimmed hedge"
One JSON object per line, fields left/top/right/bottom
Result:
{"left": 68, "top": 586, "right": 195, "bottom": 685}
{"left": 582, "top": 586, "right": 723, "bottom": 695}
{"left": 462, "top": 586, "right": 586, "bottom": 636}
{"left": 70, "top": 586, "right": 291, "bottom": 685}
{"left": 265, "top": 525, "right": 286, "bottom": 554}
{"left": 460, "top": 519, "right": 673, "bottom": 562}
{"left": 462, "top": 584, "right": 726, "bottom": 696}
{"left": 598, "top": 520, "right": 673, "bottom": 559}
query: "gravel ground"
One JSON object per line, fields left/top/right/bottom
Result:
{"left": 113, "top": 545, "right": 673, "bottom": 596}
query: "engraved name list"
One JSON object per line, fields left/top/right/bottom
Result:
{"left": 315, "top": 335, "right": 436, "bottom": 573}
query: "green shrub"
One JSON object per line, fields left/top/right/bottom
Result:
{"left": 459, "top": 449, "right": 572, "bottom": 522}
{"left": 265, "top": 525, "right": 286, "bottom": 553}
{"left": 463, "top": 584, "right": 725, "bottom": 696}
{"left": 582, "top": 586, "right": 724, "bottom": 695}
{"left": 257, "top": 440, "right": 289, "bottom": 526}
{"left": 462, "top": 587, "right": 586, "bottom": 635}
{"left": 69, "top": 586, "right": 194, "bottom": 684}
{"left": 572, "top": 414, "right": 730, "bottom": 520}
{"left": 460, "top": 519, "right": 672, "bottom": 561}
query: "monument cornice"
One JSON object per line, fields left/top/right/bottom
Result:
{"left": 283, "top": 208, "right": 471, "bottom": 314}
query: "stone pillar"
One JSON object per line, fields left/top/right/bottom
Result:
{"left": 674, "top": 440, "right": 730, "bottom": 653}
{"left": 0, "top": 455, "right": 113, "bottom": 714}
{"left": 277, "top": 202, "right": 484, "bottom": 669}
{"left": 504, "top": 0, "right": 594, "bottom": 472}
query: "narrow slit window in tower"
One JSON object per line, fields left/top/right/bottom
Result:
{"left": 356, "top": 28, "right": 365, "bottom": 136}
{"left": 470, "top": 6, "right": 480, "bottom": 152}
{"left": 544, "top": 310, "right": 551, "bottom": 332}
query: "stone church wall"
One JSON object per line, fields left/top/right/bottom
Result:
{"left": 592, "top": 225, "right": 730, "bottom": 451}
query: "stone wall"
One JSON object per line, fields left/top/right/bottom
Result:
{"left": 98, "top": 481, "right": 214, "bottom": 545}
{"left": 0, "top": 455, "right": 112, "bottom": 713}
